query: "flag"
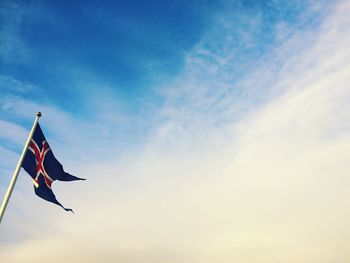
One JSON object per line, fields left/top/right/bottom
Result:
{"left": 22, "top": 123, "right": 85, "bottom": 212}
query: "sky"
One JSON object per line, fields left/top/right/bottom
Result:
{"left": 0, "top": 0, "right": 350, "bottom": 262}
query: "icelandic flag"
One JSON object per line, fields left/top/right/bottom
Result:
{"left": 22, "top": 123, "right": 85, "bottom": 212}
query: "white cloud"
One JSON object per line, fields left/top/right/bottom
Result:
{"left": 0, "top": 120, "right": 28, "bottom": 145}
{"left": 0, "top": 75, "right": 37, "bottom": 93}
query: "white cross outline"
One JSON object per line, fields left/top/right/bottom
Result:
{"left": 28, "top": 139, "right": 54, "bottom": 188}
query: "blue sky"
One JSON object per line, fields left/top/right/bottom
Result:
{"left": 0, "top": 0, "right": 327, "bottom": 151}
{"left": 1, "top": 0, "right": 350, "bottom": 262}
{"left": 1, "top": 0, "right": 215, "bottom": 107}
{"left": 0, "top": 0, "right": 222, "bottom": 156}
{"left": 1, "top": 0, "right": 316, "bottom": 116}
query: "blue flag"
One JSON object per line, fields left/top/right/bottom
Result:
{"left": 22, "top": 123, "right": 85, "bottom": 212}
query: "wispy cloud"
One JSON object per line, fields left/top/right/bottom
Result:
{"left": 0, "top": 1, "right": 29, "bottom": 63}
{"left": 0, "top": 120, "right": 28, "bottom": 145}
{"left": 0, "top": 75, "right": 38, "bottom": 93}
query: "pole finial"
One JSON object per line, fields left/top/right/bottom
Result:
{"left": 36, "top": 112, "right": 42, "bottom": 118}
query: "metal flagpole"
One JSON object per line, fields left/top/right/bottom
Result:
{"left": 0, "top": 112, "right": 42, "bottom": 223}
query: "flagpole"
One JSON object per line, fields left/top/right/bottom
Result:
{"left": 0, "top": 112, "right": 41, "bottom": 223}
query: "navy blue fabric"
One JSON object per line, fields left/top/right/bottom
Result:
{"left": 22, "top": 123, "right": 85, "bottom": 212}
